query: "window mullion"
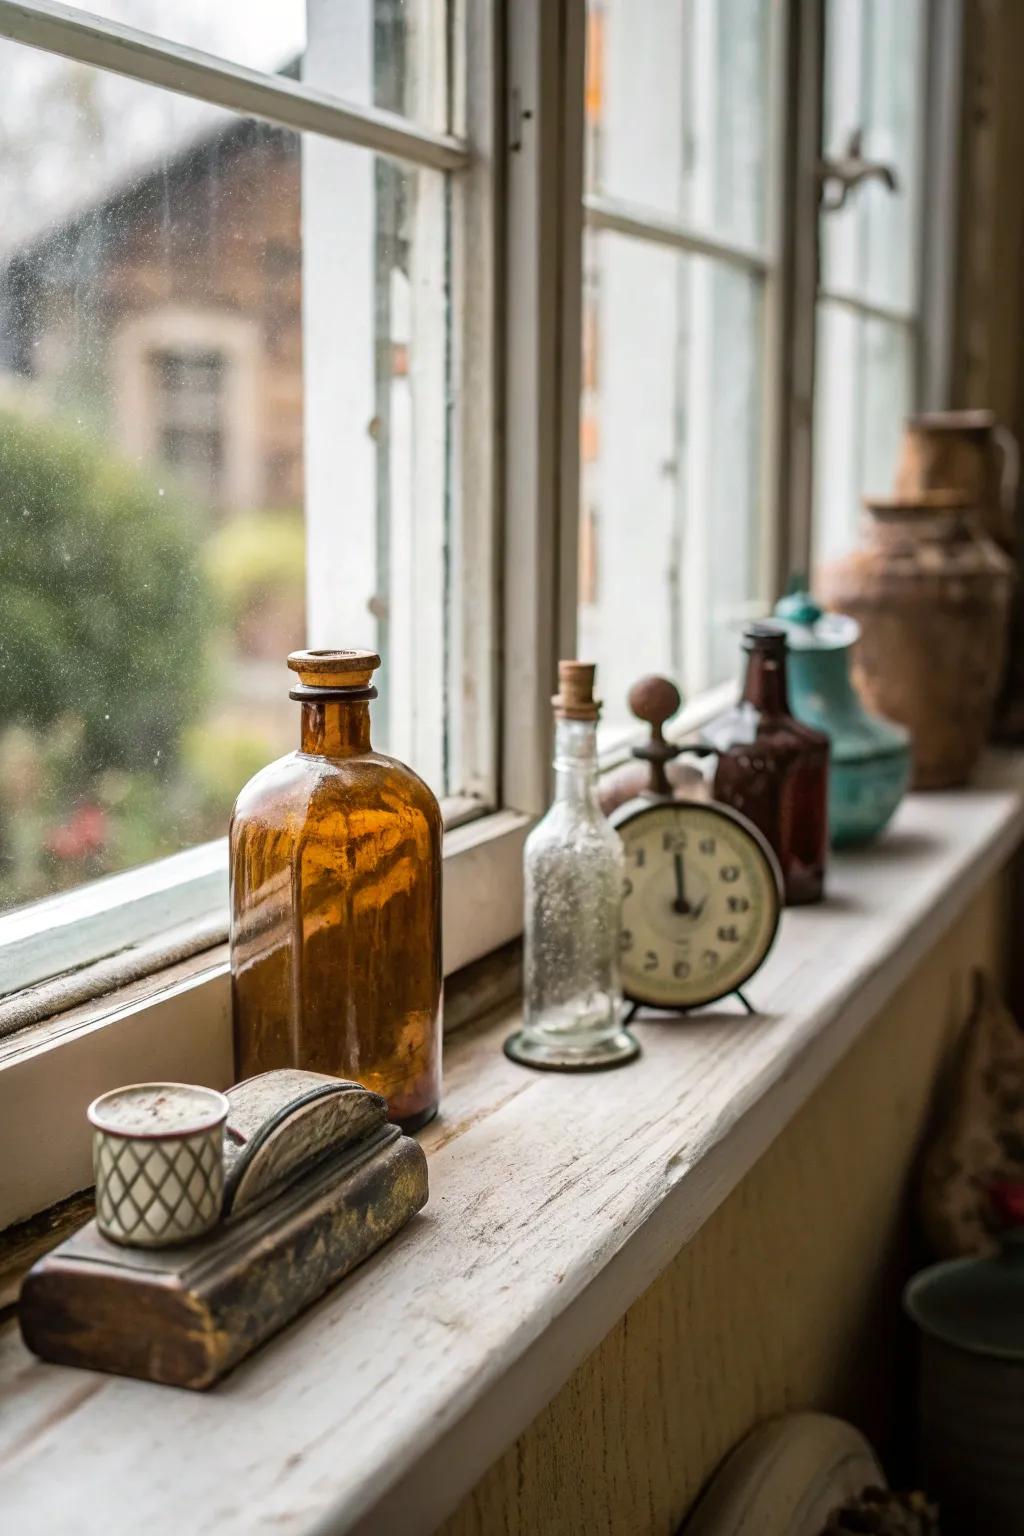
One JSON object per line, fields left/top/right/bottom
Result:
{"left": 774, "top": 0, "right": 823, "bottom": 591}
{"left": 502, "top": 0, "right": 585, "bottom": 817}
{"left": 583, "top": 193, "right": 770, "bottom": 276}
{"left": 816, "top": 288, "right": 918, "bottom": 329}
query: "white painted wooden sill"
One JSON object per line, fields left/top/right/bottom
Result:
{"left": 3, "top": 754, "right": 1024, "bottom": 1536}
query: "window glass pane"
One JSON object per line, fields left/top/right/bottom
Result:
{"left": 56, "top": 0, "right": 305, "bottom": 75}
{"left": 578, "top": 229, "right": 764, "bottom": 745}
{"left": 0, "top": 40, "right": 450, "bottom": 913}
{"left": 47, "top": 1, "right": 451, "bottom": 132}
{"left": 585, "top": 0, "right": 773, "bottom": 251}
{"left": 813, "top": 304, "right": 914, "bottom": 567}
{"left": 820, "top": 0, "right": 926, "bottom": 313}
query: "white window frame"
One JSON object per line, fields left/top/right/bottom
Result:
{"left": 0, "top": 0, "right": 963, "bottom": 1231}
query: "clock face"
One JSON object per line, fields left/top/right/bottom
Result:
{"left": 612, "top": 799, "right": 781, "bottom": 1010}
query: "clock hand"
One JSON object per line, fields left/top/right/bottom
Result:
{"left": 673, "top": 852, "right": 690, "bottom": 915}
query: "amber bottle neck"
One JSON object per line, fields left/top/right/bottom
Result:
{"left": 300, "top": 699, "right": 373, "bottom": 757}
{"left": 740, "top": 646, "right": 791, "bottom": 717}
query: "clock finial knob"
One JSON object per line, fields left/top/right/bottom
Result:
{"left": 628, "top": 674, "right": 682, "bottom": 729}
{"left": 627, "top": 674, "right": 683, "bottom": 798}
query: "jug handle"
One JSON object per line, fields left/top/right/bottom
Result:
{"left": 994, "top": 423, "right": 1019, "bottom": 544}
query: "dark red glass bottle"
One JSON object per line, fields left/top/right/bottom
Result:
{"left": 702, "top": 624, "right": 829, "bottom": 905}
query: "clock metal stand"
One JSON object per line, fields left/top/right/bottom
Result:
{"left": 611, "top": 674, "right": 781, "bottom": 1025}
{"left": 621, "top": 989, "right": 757, "bottom": 1026}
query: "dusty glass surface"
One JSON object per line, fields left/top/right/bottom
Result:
{"left": 48, "top": 1, "right": 451, "bottom": 132}
{"left": 577, "top": 229, "right": 763, "bottom": 744}
{"left": 0, "top": 39, "right": 449, "bottom": 912}
{"left": 813, "top": 303, "right": 914, "bottom": 567}
{"left": 519, "top": 717, "right": 626, "bottom": 1060}
{"left": 585, "top": 0, "right": 773, "bottom": 251}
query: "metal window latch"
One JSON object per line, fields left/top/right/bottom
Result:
{"left": 817, "top": 128, "right": 898, "bottom": 213}
{"left": 508, "top": 86, "right": 533, "bottom": 153}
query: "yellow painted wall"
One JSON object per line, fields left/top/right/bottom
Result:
{"left": 441, "top": 872, "right": 1009, "bottom": 1536}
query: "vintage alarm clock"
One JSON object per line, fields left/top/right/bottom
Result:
{"left": 610, "top": 676, "right": 783, "bottom": 1017}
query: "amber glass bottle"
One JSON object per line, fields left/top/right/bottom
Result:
{"left": 703, "top": 624, "right": 829, "bottom": 906}
{"left": 229, "top": 650, "right": 442, "bottom": 1131}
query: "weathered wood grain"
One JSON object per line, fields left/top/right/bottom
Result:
{"left": 0, "top": 763, "right": 1022, "bottom": 1535}
{"left": 440, "top": 875, "right": 1005, "bottom": 1536}
{"left": 19, "top": 1125, "right": 427, "bottom": 1390}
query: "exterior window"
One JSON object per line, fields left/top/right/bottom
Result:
{"left": 151, "top": 349, "right": 227, "bottom": 504}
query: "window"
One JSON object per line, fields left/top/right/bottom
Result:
{"left": 151, "top": 349, "right": 227, "bottom": 502}
{"left": 813, "top": 0, "right": 929, "bottom": 566}
{"left": 579, "top": 0, "right": 779, "bottom": 745}
{"left": 0, "top": 0, "right": 492, "bottom": 943}
{"left": 0, "top": 0, "right": 961, "bottom": 1227}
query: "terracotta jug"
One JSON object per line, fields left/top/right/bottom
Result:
{"left": 894, "top": 409, "right": 1018, "bottom": 549}
{"left": 820, "top": 493, "right": 1013, "bottom": 789}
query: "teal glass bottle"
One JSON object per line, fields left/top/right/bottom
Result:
{"left": 773, "top": 587, "right": 910, "bottom": 847}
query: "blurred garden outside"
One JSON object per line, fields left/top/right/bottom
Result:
{"left": 0, "top": 403, "right": 304, "bottom": 910}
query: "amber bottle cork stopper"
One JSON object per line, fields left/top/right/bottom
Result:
{"left": 552, "top": 660, "right": 601, "bottom": 721}
{"left": 287, "top": 649, "right": 381, "bottom": 692}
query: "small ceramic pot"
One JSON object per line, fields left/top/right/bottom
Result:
{"left": 773, "top": 589, "right": 910, "bottom": 847}
{"left": 894, "top": 408, "right": 1018, "bottom": 549}
{"left": 904, "top": 1188, "right": 1024, "bottom": 1536}
{"left": 88, "top": 1082, "right": 228, "bottom": 1248}
{"left": 820, "top": 494, "right": 1014, "bottom": 789}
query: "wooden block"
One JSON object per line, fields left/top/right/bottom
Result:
{"left": 19, "top": 1080, "right": 428, "bottom": 1390}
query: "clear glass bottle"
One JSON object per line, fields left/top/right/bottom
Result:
{"left": 505, "top": 661, "right": 638, "bottom": 1071}
{"left": 229, "top": 649, "right": 442, "bottom": 1131}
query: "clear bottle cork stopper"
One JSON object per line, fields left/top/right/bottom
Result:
{"left": 552, "top": 660, "right": 601, "bottom": 721}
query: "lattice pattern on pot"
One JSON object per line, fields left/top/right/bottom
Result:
{"left": 94, "top": 1131, "right": 224, "bottom": 1246}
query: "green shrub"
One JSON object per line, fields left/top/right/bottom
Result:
{"left": 0, "top": 407, "right": 213, "bottom": 775}
{"left": 205, "top": 507, "right": 304, "bottom": 619}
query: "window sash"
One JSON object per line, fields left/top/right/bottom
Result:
{"left": 0, "top": 0, "right": 559, "bottom": 1011}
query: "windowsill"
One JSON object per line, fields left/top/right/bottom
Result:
{"left": 2, "top": 753, "right": 1024, "bottom": 1535}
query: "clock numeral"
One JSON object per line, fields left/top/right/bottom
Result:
{"left": 698, "top": 836, "right": 716, "bottom": 855}
{"left": 662, "top": 831, "right": 687, "bottom": 853}
{"left": 717, "top": 924, "right": 739, "bottom": 943}
{"left": 719, "top": 864, "right": 740, "bottom": 883}
{"left": 620, "top": 929, "right": 634, "bottom": 952}
{"left": 642, "top": 950, "right": 659, "bottom": 973}
{"left": 633, "top": 846, "right": 646, "bottom": 869}
{"left": 673, "top": 959, "right": 691, "bottom": 980}
{"left": 622, "top": 876, "right": 633, "bottom": 899}
{"left": 701, "top": 948, "right": 720, "bottom": 969}
{"left": 727, "top": 895, "right": 750, "bottom": 913}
